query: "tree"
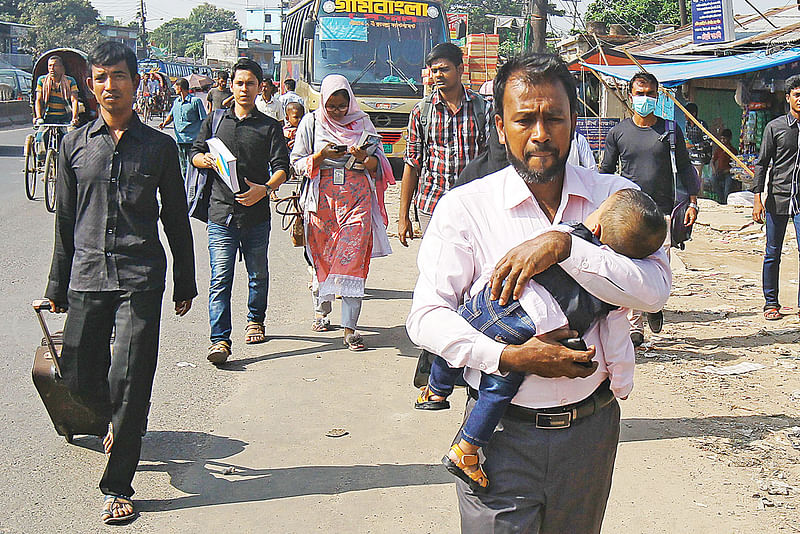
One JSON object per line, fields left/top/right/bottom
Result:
{"left": 19, "top": 0, "right": 101, "bottom": 54}
{"left": 585, "top": 0, "right": 681, "bottom": 35}
{"left": 150, "top": 3, "right": 240, "bottom": 57}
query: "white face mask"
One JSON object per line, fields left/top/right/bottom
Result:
{"left": 632, "top": 95, "right": 657, "bottom": 117}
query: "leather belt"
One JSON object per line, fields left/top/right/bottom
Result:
{"left": 467, "top": 379, "right": 615, "bottom": 429}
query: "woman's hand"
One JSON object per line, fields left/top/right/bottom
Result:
{"left": 318, "top": 142, "right": 346, "bottom": 160}
{"left": 349, "top": 145, "right": 368, "bottom": 163}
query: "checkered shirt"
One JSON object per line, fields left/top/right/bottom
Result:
{"left": 404, "top": 87, "right": 492, "bottom": 215}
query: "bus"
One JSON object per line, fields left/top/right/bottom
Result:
{"left": 281, "top": 0, "right": 449, "bottom": 174}
{"left": 138, "top": 59, "right": 214, "bottom": 82}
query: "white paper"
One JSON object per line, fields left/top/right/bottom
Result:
{"left": 206, "top": 137, "right": 240, "bottom": 193}
{"left": 697, "top": 362, "right": 766, "bottom": 376}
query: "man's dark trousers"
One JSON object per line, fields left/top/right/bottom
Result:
{"left": 60, "top": 289, "right": 163, "bottom": 497}
{"left": 456, "top": 396, "right": 621, "bottom": 533}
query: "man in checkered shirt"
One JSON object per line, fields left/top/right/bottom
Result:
{"left": 398, "top": 42, "right": 492, "bottom": 245}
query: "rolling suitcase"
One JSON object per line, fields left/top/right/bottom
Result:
{"left": 31, "top": 299, "right": 109, "bottom": 443}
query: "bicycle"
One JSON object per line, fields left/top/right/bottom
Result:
{"left": 31, "top": 122, "right": 69, "bottom": 212}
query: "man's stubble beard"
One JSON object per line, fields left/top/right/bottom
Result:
{"left": 505, "top": 144, "right": 569, "bottom": 186}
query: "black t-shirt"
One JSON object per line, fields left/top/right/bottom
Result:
{"left": 600, "top": 117, "right": 698, "bottom": 215}
{"left": 207, "top": 87, "right": 232, "bottom": 111}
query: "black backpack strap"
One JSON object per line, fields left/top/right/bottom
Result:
{"left": 211, "top": 108, "right": 225, "bottom": 136}
{"left": 470, "top": 92, "right": 487, "bottom": 146}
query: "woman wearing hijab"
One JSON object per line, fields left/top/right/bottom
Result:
{"left": 291, "top": 75, "right": 395, "bottom": 351}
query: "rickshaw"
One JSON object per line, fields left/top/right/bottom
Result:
{"left": 137, "top": 70, "right": 171, "bottom": 122}
{"left": 24, "top": 48, "right": 97, "bottom": 212}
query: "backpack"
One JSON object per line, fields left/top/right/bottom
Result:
{"left": 666, "top": 119, "right": 701, "bottom": 250}
{"left": 186, "top": 109, "right": 225, "bottom": 222}
{"left": 418, "top": 90, "right": 488, "bottom": 173}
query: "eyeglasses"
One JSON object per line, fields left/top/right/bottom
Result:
{"left": 325, "top": 103, "right": 349, "bottom": 112}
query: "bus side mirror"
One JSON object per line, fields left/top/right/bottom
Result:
{"left": 302, "top": 19, "right": 317, "bottom": 40}
{"left": 456, "top": 22, "right": 467, "bottom": 41}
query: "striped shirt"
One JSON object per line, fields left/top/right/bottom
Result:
{"left": 404, "top": 87, "right": 491, "bottom": 215}
{"left": 36, "top": 75, "right": 78, "bottom": 122}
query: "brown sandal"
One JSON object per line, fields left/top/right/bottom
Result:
{"left": 441, "top": 443, "right": 489, "bottom": 493}
{"left": 245, "top": 322, "right": 266, "bottom": 344}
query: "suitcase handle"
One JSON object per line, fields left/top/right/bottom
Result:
{"left": 32, "top": 299, "right": 63, "bottom": 378}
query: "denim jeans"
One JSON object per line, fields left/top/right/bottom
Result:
{"left": 763, "top": 212, "right": 800, "bottom": 310}
{"left": 429, "top": 283, "right": 536, "bottom": 446}
{"left": 208, "top": 220, "right": 270, "bottom": 344}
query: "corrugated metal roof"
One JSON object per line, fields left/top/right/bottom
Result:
{"left": 620, "top": 5, "right": 800, "bottom": 56}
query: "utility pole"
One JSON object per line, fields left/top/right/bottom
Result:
{"left": 139, "top": 0, "right": 148, "bottom": 58}
{"left": 531, "top": 0, "right": 548, "bottom": 53}
{"left": 678, "top": 0, "right": 688, "bottom": 26}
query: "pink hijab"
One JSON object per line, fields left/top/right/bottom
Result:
{"left": 315, "top": 74, "right": 396, "bottom": 224}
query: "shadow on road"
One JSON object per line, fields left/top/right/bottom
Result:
{"left": 363, "top": 287, "right": 414, "bottom": 301}
{"left": 0, "top": 145, "right": 23, "bottom": 157}
{"left": 621, "top": 413, "right": 800, "bottom": 444}
{"left": 217, "top": 324, "right": 419, "bottom": 371}
{"left": 665, "top": 310, "right": 756, "bottom": 324}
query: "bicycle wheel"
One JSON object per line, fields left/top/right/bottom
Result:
{"left": 24, "top": 134, "right": 36, "bottom": 200}
{"left": 44, "top": 148, "right": 57, "bottom": 213}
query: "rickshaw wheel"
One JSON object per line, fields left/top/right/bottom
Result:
{"left": 24, "top": 134, "right": 37, "bottom": 200}
{"left": 44, "top": 148, "right": 57, "bottom": 213}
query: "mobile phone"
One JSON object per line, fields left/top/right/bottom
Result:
{"left": 332, "top": 144, "right": 347, "bottom": 152}
{"left": 359, "top": 141, "right": 374, "bottom": 150}
{"left": 561, "top": 337, "right": 593, "bottom": 367}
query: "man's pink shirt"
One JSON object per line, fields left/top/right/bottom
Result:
{"left": 406, "top": 164, "right": 671, "bottom": 409}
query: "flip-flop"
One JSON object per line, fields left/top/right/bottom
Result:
{"left": 764, "top": 308, "right": 783, "bottom": 321}
{"left": 101, "top": 495, "right": 137, "bottom": 525}
{"left": 344, "top": 333, "right": 366, "bottom": 352}
{"left": 414, "top": 385, "right": 450, "bottom": 410}
{"left": 311, "top": 317, "right": 331, "bottom": 332}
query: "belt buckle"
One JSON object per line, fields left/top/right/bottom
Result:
{"left": 535, "top": 411, "right": 571, "bottom": 429}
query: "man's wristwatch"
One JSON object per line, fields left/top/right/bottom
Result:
{"left": 265, "top": 184, "right": 273, "bottom": 197}
{"left": 688, "top": 202, "right": 699, "bottom": 212}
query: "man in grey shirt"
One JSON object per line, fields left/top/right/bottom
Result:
{"left": 206, "top": 71, "right": 232, "bottom": 112}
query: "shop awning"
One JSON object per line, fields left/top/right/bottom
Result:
{"left": 581, "top": 48, "right": 800, "bottom": 87}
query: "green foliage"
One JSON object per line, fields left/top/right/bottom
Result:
{"left": 19, "top": 0, "right": 101, "bottom": 54}
{"left": 585, "top": 0, "right": 681, "bottom": 35}
{"left": 150, "top": 3, "right": 241, "bottom": 57}
{"left": 0, "top": 0, "right": 21, "bottom": 21}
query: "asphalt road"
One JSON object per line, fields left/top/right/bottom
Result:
{"left": 0, "top": 120, "right": 384, "bottom": 533}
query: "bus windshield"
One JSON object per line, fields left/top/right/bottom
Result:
{"left": 313, "top": 0, "right": 446, "bottom": 96}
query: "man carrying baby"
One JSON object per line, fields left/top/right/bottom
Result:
{"left": 406, "top": 53, "right": 671, "bottom": 533}
{"left": 424, "top": 189, "right": 666, "bottom": 492}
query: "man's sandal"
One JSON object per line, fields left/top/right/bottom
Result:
{"left": 414, "top": 385, "right": 450, "bottom": 411}
{"left": 441, "top": 443, "right": 489, "bottom": 493}
{"left": 764, "top": 308, "right": 783, "bottom": 321}
{"left": 245, "top": 322, "right": 266, "bottom": 344}
{"left": 101, "top": 495, "right": 137, "bottom": 525}
{"left": 207, "top": 341, "right": 231, "bottom": 365}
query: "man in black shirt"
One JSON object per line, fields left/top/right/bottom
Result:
{"left": 44, "top": 41, "right": 196, "bottom": 524}
{"left": 191, "top": 58, "right": 289, "bottom": 364}
{"left": 752, "top": 75, "right": 800, "bottom": 320}
{"left": 600, "top": 72, "right": 699, "bottom": 345}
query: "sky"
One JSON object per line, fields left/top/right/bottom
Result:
{"left": 89, "top": 0, "right": 789, "bottom": 35}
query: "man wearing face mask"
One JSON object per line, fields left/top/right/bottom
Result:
{"left": 600, "top": 72, "right": 698, "bottom": 346}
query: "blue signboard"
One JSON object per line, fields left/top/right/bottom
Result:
{"left": 691, "top": 0, "right": 735, "bottom": 44}
{"left": 576, "top": 118, "right": 620, "bottom": 151}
